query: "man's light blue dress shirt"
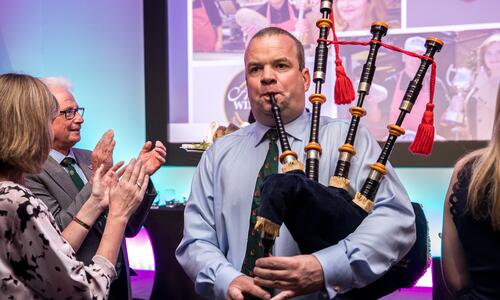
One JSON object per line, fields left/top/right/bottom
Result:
{"left": 176, "top": 112, "right": 416, "bottom": 299}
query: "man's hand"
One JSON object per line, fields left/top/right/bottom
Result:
{"left": 253, "top": 255, "right": 324, "bottom": 299}
{"left": 91, "top": 130, "right": 115, "bottom": 177}
{"left": 138, "top": 141, "right": 166, "bottom": 176}
{"left": 226, "top": 275, "right": 271, "bottom": 300}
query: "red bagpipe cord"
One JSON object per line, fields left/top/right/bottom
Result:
{"left": 319, "top": 36, "right": 438, "bottom": 155}
{"left": 328, "top": 13, "right": 355, "bottom": 105}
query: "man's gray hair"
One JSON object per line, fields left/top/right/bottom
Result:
{"left": 41, "top": 76, "right": 73, "bottom": 91}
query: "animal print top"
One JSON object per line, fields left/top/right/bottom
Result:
{"left": 0, "top": 181, "right": 116, "bottom": 299}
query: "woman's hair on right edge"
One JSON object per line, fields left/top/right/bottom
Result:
{"left": 464, "top": 83, "right": 500, "bottom": 230}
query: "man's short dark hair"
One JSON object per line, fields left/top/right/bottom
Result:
{"left": 249, "top": 27, "right": 305, "bottom": 70}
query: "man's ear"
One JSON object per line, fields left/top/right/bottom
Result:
{"left": 302, "top": 67, "right": 311, "bottom": 91}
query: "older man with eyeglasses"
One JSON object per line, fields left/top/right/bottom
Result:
{"left": 24, "top": 77, "right": 166, "bottom": 300}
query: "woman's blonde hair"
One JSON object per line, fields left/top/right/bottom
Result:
{"left": 465, "top": 84, "right": 500, "bottom": 230}
{"left": 333, "top": 0, "right": 388, "bottom": 31}
{"left": 0, "top": 73, "right": 58, "bottom": 177}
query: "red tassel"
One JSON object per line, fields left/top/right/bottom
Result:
{"left": 409, "top": 103, "right": 435, "bottom": 155}
{"left": 334, "top": 59, "right": 355, "bottom": 105}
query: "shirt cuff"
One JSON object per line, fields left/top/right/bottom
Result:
{"left": 313, "top": 242, "right": 353, "bottom": 298}
{"left": 214, "top": 266, "right": 242, "bottom": 299}
{"left": 92, "top": 255, "right": 118, "bottom": 281}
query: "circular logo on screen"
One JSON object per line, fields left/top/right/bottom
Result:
{"left": 224, "top": 70, "right": 251, "bottom": 126}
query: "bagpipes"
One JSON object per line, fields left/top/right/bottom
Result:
{"left": 254, "top": 1, "right": 443, "bottom": 299}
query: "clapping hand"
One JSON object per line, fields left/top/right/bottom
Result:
{"left": 91, "top": 130, "right": 115, "bottom": 180}
{"left": 138, "top": 141, "right": 167, "bottom": 176}
{"left": 108, "top": 158, "right": 149, "bottom": 220}
{"left": 91, "top": 161, "right": 124, "bottom": 211}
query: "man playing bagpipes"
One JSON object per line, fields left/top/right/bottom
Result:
{"left": 176, "top": 25, "right": 418, "bottom": 299}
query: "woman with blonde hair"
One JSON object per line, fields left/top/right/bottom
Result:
{"left": 0, "top": 73, "right": 148, "bottom": 299}
{"left": 332, "top": 0, "right": 388, "bottom": 31}
{"left": 441, "top": 84, "right": 500, "bottom": 299}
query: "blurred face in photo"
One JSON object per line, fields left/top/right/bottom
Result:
{"left": 484, "top": 41, "right": 500, "bottom": 77}
{"left": 245, "top": 34, "right": 310, "bottom": 127}
{"left": 402, "top": 50, "right": 424, "bottom": 76}
{"left": 402, "top": 37, "right": 426, "bottom": 76}
{"left": 336, "top": 0, "right": 369, "bottom": 28}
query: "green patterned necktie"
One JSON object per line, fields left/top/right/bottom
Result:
{"left": 241, "top": 129, "right": 279, "bottom": 276}
{"left": 60, "top": 157, "right": 85, "bottom": 191}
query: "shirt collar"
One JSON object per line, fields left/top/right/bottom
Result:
{"left": 253, "top": 111, "right": 308, "bottom": 147}
{"left": 49, "top": 148, "right": 77, "bottom": 164}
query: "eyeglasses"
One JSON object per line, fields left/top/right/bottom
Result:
{"left": 59, "top": 107, "right": 85, "bottom": 120}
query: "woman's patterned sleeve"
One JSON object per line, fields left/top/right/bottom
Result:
{"left": 2, "top": 184, "right": 116, "bottom": 299}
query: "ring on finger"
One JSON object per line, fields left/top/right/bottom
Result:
{"left": 136, "top": 182, "right": 142, "bottom": 188}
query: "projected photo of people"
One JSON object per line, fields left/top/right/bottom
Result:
{"left": 445, "top": 31, "right": 500, "bottom": 140}
{"left": 191, "top": 0, "right": 402, "bottom": 52}
{"left": 332, "top": 0, "right": 401, "bottom": 32}
{"left": 337, "top": 29, "right": 500, "bottom": 142}
{"left": 192, "top": 0, "right": 330, "bottom": 53}
{"left": 192, "top": 0, "right": 247, "bottom": 52}
{"left": 336, "top": 33, "right": 452, "bottom": 141}
{"left": 235, "top": 0, "right": 318, "bottom": 48}
{"left": 180, "top": 1, "right": 500, "bottom": 144}
{"left": 192, "top": 0, "right": 224, "bottom": 52}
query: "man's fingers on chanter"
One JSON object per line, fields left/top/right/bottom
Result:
{"left": 227, "top": 287, "right": 243, "bottom": 300}
{"left": 253, "top": 266, "right": 289, "bottom": 279}
{"left": 254, "top": 277, "right": 288, "bottom": 289}
{"left": 250, "top": 284, "right": 271, "bottom": 299}
{"left": 271, "top": 290, "right": 295, "bottom": 300}
{"left": 255, "top": 257, "right": 288, "bottom": 269}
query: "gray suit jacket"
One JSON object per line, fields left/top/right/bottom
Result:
{"left": 25, "top": 148, "right": 157, "bottom": 299}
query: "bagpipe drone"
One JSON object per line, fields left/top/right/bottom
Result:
{"left": 254, "top": 1, "right": 443, "bottom": 299}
